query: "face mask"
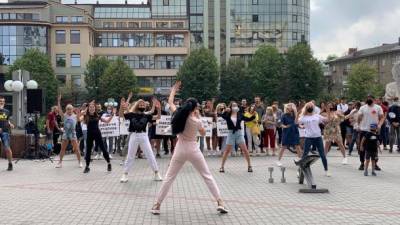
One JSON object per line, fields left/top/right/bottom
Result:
{"left": 366, "top": 99, "right": 373, "bottom": 105}
{"left": 138, "top": 108, "right": 145, "bottom": 112}
{"left": 107, "top": 110, "right": 112, "bottom": 114}
{"left": 307, "top": 107, "right": 314, "bottom": 113}
{"left": 232, "top": 107, "right": 239, "bottom": 113}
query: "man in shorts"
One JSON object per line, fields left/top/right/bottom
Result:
{"left": 0, "top": 96, "right": 15, "bottom": 171}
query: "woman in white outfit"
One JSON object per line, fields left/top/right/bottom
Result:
{"left": 120, "top": 95, "right": 162, "bottom": 182}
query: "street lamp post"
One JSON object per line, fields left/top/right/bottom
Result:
{"left": 4, "top": 69, "right": 38, "bottom": 128}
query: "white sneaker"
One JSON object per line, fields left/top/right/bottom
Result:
{"left": 120, "top": 174, "right": 128, "bottom": 183}
{"left": 94, "top": 154, "right": 100, "bottom": 160}
{"left": 325, "top": 171, "right": 331, "bottom": 177}
{"left": 154, "top": 173, "right": 163, "bottom": 181}
{"left": 276, "top": 161, "right": 283, "bottom": 167}
{"left": 55, "top": 162, "right": 62, "bottom": 168}
{"left": 109, "top": 154, "right": 113, "bottom": 159}
{"left": 79, "top": 162, "right": 83, "bottom": 168}
{"left": 342, "top": 157, "right": 348, "bottom": 165}
{"left": 99, "top": 154, "right": 103, "bottom": 160}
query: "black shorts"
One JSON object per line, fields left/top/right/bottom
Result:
{"left": 365, "top": 149, "right": 377, "bottom": 160}
{"left": 149, "top": 125, "right": 162, "bottom": 140}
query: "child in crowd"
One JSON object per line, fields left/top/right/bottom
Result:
{"left": 360, "top": 124, "right": 380, "bottom": 176}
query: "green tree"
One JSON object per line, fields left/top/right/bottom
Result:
{"left": 98, "top": 57, "right": 137, "bottom": 101}
{"left": 84, "top": 56, "right": 110, "bottom": 101}
{"left": 326, "top": 54, "right": 338, "bottom": 61}
{"left": 286, "top": 43, "right": 323, "bottom": 101}
{"left": 220, "top": 58, "right": 251, "bottom": 102}
{"left": 248, "top": 45, "right": 284, "bottom": 102}
{"left": 8, "top": 48, "right": 58, "bottom": 109}
{"left": 177, "top": 48, "right": 219, "bottom": 100}
{"left": 347, "top": 61, "right": 382, "bottom": 100}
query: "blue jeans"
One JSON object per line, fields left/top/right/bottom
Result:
{"left": 302, "top": 137, "right": 328, "bottom": 171}
{"left": 0, "top": 132, "right": 11, "bottom": 150}
{"left": 349, "top": 130, "right": 360, "bottom": 154}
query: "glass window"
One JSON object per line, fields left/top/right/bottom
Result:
{"left": 17, "top": 13, "right": 24, "bottom": 20}
{"left": 56, "top": 30, "right": 66, "bottom": 44}
{"left": 56, "top": 54, "right": 66, "bottom": 67}
{"left": 116, "top": 22, "right": 126, "bottom": 28}
{"left": 252, "top": 0, "right": 258, "bottom": 5}
{"left": 141, "top": 22, "right": 152, "bottom": 28}
{"left": 103, "top": 22, "right": 114, "bottom": 28}
{"left": 56, "top": 16, "right": 68, "bottom": 23}
{"left": 57, "top": 75, "right": 66, "bottom": 86}
{"left": 156, "top": 22, "right": 169, "bottom": 28}
{"left": 70, "top": 54, "right": 81, "bottom": 67}
{"left": 71, "top": 16, "right": 83, "bottom": 23}
{"left": 71, "top": 75, "right": 82, "bottom": 87}
{"left": 292, "top": 32, "right": 298, "bottom": 40}
{"left": 292, "top": 0, "right": 298, "bottom": 5}
{"left": 292, "top": 14, "right": 298, "bottom": 22}
{"left": 9, "top": 13, "right": 16, "bottom": 20}
{"left": 128, "top": 22, "right": 139, "bottom": 28}
{"left": 171, "top": 22, "right": 184, "bottom": 29}
{"left": 70, "top": 30, "right": 80, "bottom": 44}
{"left": 163, "top": 0, "right": 169, "bottom": 6}
{"left": 252, "top": 15, "right": 259, "bottom": 22}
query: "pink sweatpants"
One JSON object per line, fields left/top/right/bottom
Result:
{"left": 156, "top": 138, "right": 222, "bottom": 203}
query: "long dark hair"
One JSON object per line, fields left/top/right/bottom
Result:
{"left": 171, "top": 98, "right": 198, "bottom": 134}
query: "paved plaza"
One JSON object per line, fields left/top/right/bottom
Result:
{"left": 1, "top": 150, "right": 400, "bottom": 225}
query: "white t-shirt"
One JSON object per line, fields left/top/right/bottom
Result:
{"left": 313, "top": 106, "right": 321, "bottom": 115}
{"left": 299, "top": 114, "right": 326, "bottom": 138}
{"left": 358, "top": 104, "right": 383, "bottom": 131}
{"left": 337, "top": 103, "right": 349, "bottom": 113}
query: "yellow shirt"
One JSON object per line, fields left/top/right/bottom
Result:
{"left": 244, "top": 112, "right": 259, "bottom": 128}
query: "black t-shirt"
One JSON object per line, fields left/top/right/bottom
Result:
{"left": 124, "top": 112, "right": 152, "bottom": 133}
{"left": 0, "top": 108, "right": 10, "bottom": 133}
{"left": 364, "top": 132, "right": 378, "bottom": 152}
{"left": 87, "top": 114, "right": 100, "bottom": 132}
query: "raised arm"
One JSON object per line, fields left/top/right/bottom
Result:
{"left": 126, "top": 92, "right": 133, "bottom": 105}
{"left": 168, "top": 81, "right": 181, "bottom": 113}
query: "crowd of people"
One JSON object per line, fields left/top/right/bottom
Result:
{"left": 1, "top": 80, "right": 399, "bottom": 214}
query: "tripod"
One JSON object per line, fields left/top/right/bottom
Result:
{"left": 15, "top": 113, "right": 53, "bottom": 164}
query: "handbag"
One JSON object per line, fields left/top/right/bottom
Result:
{"left": 251, "top": 124, "right": 261, "bottom": 135}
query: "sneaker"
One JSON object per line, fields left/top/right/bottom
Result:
{"left": 217, "top": 205, "right": 229, "bottom": 214}
{"left": 342, "top": 157, "right": 348, "bottom": 165}
{"left": 83, "top": 167, "right": 90, "bottom": 173}
{"left": 375, "top": 165, "right": 381, "bottom": 171}
{"left": 55, "top": 163, "right": 62, "bottom": 168}
{"left": 358, "top": 164, "right": 364, "bottom": 171}
{"left": 325, "top": 170, "right": 331, "bottom": 177}
{"left": 276, "top": 161, "right": 283, "bottom": 167}
{"left": 151, "top": 204, "right": 160, "bottom": 215}
{"left": 156, "top": 153, "right": 161, "bottom": 158}
{"left": 120, "top": 174, "right": 128, "bottom": 183}
{"left": 7, "top": 163, "right": 13, "bottom": 171}
{"left": 154, "top": 173, "right": 163, "bottom": 181}
{"left": 79, "top": 162, "right": 83, "bottom": 168}
{"left": 109, "top": 154, "right": 113, "bottom": 159}
{"left": 107, "top": 163, "right": 112, "bottom": 172}
{"left": 94, "top": 154, "right": 100, "bottom": 160}
{"left": 371, "top": 171, "right": 377, "bottom": 176}
{"left": 364, "top": 170, "right": 368, "bottom": 176}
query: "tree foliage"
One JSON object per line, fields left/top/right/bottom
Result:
{"left": 177, "top": 48, "right": 219, "bottom": 100}
{"left": 286, "top": 43, "right": 323, "bottom": 101}
{"left": 8, "top": 48, "right": 58, "bottom": 109}
{"left": 347, "top": 61, "right": 382, "bottom": 100}
{"left": 220, "top": 58, "right": 251, "bottom": 102}
{"left": 84, "top": 56, "right": 110, "bottom": 101}
{"left": 248, "top": 45, "right": 285, "bottom": 102}
{"left": 98, "top": 57, "right": 138, "bottom": 101}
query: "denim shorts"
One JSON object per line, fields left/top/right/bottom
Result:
{"left": 62, "top": 131, "right": 77, "bottom": 141}
{"left": 0, "top": 132, "right": 11, "bottom": 149}
{"left": 226, "top": 130, "right": 245, "bottom": 146}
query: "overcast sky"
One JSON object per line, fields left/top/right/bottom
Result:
{"left": 2, "top": 0, "right": 399, "bottom": 60}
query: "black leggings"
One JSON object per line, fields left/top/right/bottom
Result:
{"left": 85, "top": 130, "right": 110, "bottom": 167}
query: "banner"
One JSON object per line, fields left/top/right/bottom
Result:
{"left": 119, "top": 118, "right": 131, "bottom": 136}
{"left": 156, "top": 115, "right": 172, "bottom": 136}
{"left": 199, "top": 117, "right": 213, "bottom": 137}
{"left": 216, "top": 117, "right": 229, "bottom": 137}
{"left": 99, "top": 116, "right": 120, "bottom": 137}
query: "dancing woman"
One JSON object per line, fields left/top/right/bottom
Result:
{"left": 219, "top": 102, "right": 255, "bottom": 173}
{"left": 119, "top": 93, "right": 163, "bottom": 183}
{"left": 322, "top": 102, "right": 348, "bottom": 164}
{"left": 81, "top": 101, "right": 113, "bottom": 173}
{"left": 55, "top": 94, "right": 82, "bottom": 168}
{"left": 298, "top": 102, "right": 330, "bottom": 177}
{"left": 151, "top": 81, "right": 228, "bottom": 215}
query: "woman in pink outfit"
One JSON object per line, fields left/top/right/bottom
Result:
{"left": 151, "top": 81, "right": 228, "bottom": 215}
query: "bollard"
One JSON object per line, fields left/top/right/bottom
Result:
{"left": 268, "top": 167, "right": 274, "bottom": 183}
{"left": 281, "top": 167, "right": 286, "bottom": 183}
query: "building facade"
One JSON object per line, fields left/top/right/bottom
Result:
{"left": 326, "top": 40, "right": 400, "bottom": 96}
{"left": 0, "top": 0, "right": 310, "bottom": 97}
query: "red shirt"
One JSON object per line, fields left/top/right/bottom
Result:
{"left": 47, "top": 112, "right": 57, "bottom": 130}
{"left": 380, "top": 104, "right": 388, "bottom": 114}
